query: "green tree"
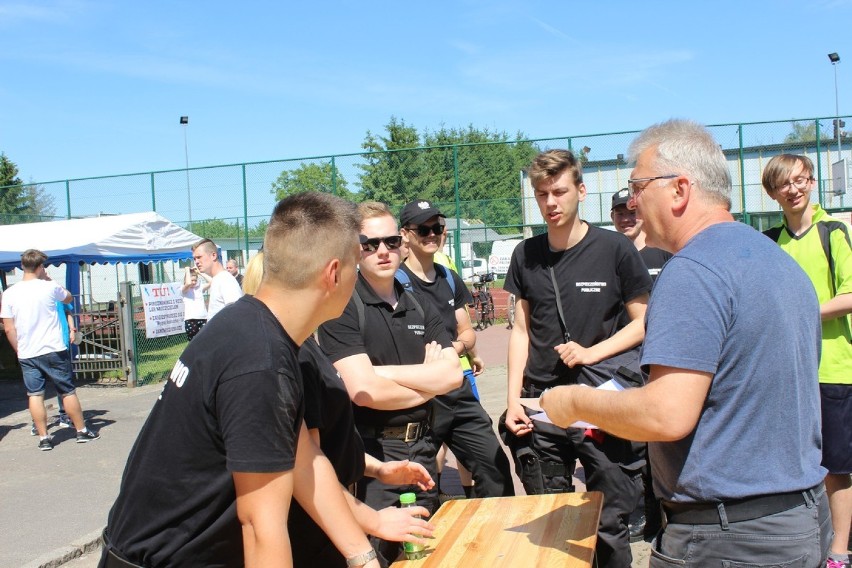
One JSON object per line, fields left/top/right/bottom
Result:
{"left": 188, "top": 218, "right": 243, "bottom": 239}
{"left": 0, "top": 153, "right": 30, "bottom": 223}
{"left": 357, "top": 120, "right": 539, "bottom": 231}
{"left": 23, "top": 182, "right": 57, "bottom": 221}
{"left": 270, "top": 161, "right": 355, "bottom": 201}
{"left": 784, "top": 120, "right": 831, "bottom": 143}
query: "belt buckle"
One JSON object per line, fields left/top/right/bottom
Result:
{"left": 404, "top": 422, "right": 420, "bottom": 442}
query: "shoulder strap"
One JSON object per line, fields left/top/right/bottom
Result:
{"left": 394, "top": 267, "right": 412, "bottom": 291}
{"left": 435, "top": 264, "right": 456, "bottom": 296}
{"left": 763, "top": 226, "right": 783, "bottom": 242}
{"left": 816, "top": 222, "right": 835, "bottom": 295}
{"left": 548, "top": 266, "right": 571, "bottom": 343}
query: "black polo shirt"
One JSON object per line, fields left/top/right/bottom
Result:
{"left": 504, "top": 224, "right": 651, "bottom": 387}
{"left": 318, "top": 274, "right": 452, "bottom": 427}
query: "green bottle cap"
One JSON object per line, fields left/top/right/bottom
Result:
{"left": 399, "top": 492, "right": 417, "bottom": 505}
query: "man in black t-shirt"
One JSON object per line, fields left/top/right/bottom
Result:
{"left": 319, "top": 201, "right": 462, "bottom": 566}
{"left": 503, "top": 150, "right": 651, "bottom": 568}
{"left": 398, "top": 199, "right": 513, "bottom": 499}
{"left": 101, "top": 193, "right": 380, "bottom": 568}
{"left": 610, "top": 188, "right": 672, "bottom": 284}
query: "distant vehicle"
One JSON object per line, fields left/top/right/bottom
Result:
{"left": 488, "top": 239, "right": 522, "bottom": 278}
{"left": 461, "top": 258, "right": 487, "bottom": 282}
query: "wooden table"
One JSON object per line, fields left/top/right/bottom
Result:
{"left": 391, "top": 492, "right": 603, "bottom": 568}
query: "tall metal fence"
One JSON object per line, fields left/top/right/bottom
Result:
{"left": 2, "top": 115, "right": 851, "bottom": 384}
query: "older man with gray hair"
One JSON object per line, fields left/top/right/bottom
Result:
{"left": 540, "top": 119, "right": 831, "bottom": 567}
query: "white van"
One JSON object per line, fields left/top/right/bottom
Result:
{"left": 461, "top": 258, "right": 487, "bottom": 282}
{"left": 488, "top": 239, "right": 522, "bottom": 278}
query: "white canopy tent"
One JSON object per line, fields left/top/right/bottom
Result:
{"left": 0, "top": 212, "right": 203, "bottom": 295}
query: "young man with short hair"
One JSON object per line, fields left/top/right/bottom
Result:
{"left": 102, "top": 193, "right": 380, "bottom": 568}
{"left": 192, "top": 238, "right": 242, "bottom": 320}
{"left": 762, "top": 153, "right": 852, "bottom": 568}
{"left": 319, "top": 201, "right": 462, "bottom": 565}
{"left": 1, "top": 249, "right": 99, "bottom": 451}
{"left": 503, "top": 150, "right": 651, "bottom": 568}
{"left": 398, "top": 199, "right": 514, "bottom": 499}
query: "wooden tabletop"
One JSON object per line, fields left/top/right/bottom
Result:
{"left": 391, "top": 492, "right": 603, "bottom": 568}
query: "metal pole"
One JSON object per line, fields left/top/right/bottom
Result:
{"left": 834, "top": 60, "right": 841, "bottom": 157}
{"left": 181, "top": 117, "right": 192, "bottom": 229}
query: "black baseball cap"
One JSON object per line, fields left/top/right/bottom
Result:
{"left": 611, "top": 188, "right": 630, "bottom": 210}
{"left": 399, "top": 199, "right": 445, "bottom": 226}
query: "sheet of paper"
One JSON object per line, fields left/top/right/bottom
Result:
{"left": 525, "top": 379, "right": 626, "bottom": 429}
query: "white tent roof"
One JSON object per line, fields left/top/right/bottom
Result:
{"left": 0, "top": 212, "right": 203, "bottom": 271}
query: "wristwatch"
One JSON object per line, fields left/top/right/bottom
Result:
{"left": 346, "top": 549, "right": 377, "bottom": 567}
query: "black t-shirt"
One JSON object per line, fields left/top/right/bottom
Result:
{"left": 504, "top": 225, "right": 652, "bottom": 387}
{"left": 318, "top": 274, "right": 452, "bottom": 427}
{"left": 398, "top": 263, "right": 472, "bottom": 339}
{"left": 105, "top": 296, "right": 304, "bottom": 567}
{"left": 639, "top": 246, "right": 673, "bottom": 284}
{"left": 290, "top": 337, "right": 365, "bottom": 567}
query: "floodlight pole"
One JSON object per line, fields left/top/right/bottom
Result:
{"left": 180, "top": 116, "right": 192, "bottom": 230}
{"left": 829, "top": 53, "right": 841, "bottom": 157}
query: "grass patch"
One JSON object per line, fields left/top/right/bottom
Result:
{"left": 136, "top": 337, "right": 187, "bottom": 385}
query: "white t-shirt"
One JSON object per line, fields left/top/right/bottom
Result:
{"left": 207, "top": 271, "right": 243, "bottom": 320}
{"left": 182, "top": 279, "right": 208, "bottom": 320}
{"left": 0, "top": 279, "right": 69, "bottom": 359}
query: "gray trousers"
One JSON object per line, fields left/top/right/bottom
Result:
{"left": 651, "top": 485, "right": 832, "bottom": 568}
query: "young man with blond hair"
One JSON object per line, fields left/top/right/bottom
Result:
{"left": 504, "top": 150, "right": 651, "bottom": 568}
{"left": 102, "top": 193, "right": 381, "bottom": 568}
{"left": 319, "top": 200, "right": 462, "bottom": 565}
{"left": 762, "top": 153, "right": 852, "bottom": 568}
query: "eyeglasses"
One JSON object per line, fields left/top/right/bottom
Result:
{"left": 359, "top": 235, "right": 403, "bottom": 252}
{"left": 626, "top": 174, "right": 679, "bottom": 199}
{"left": 773, "top": 176, "right": 814, "bottom": 192}
{"left": 406, "top": 223, "right": 445, "bottom": 237}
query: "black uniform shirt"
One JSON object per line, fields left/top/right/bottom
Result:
{"left": 318, "top": 274, "right": 452, "bottom": 426}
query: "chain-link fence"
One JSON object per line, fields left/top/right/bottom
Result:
{"left": 2, "top": 115, "right": 851, "bottom": 384}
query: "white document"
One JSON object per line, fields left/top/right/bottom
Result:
{"left": 528, "top": 379, "right": 625, "bottom": 429}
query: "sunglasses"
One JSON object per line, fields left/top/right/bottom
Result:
{"left": 359, "top": 234, "right": 403, "bottom": 252}
{"left": 407, "top": 223, "right": 445, "bottom": 238}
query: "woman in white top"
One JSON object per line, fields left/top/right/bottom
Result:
{"left": 181, "top": 266, "right": 211, "bottom": 340}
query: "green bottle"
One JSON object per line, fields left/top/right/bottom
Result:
{"left": 399, "top": 492, "right": 425, "bottom": 560}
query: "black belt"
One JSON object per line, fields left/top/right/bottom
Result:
{"left": 662, "top": 483, "right": 822, "bottom": 525}
{"left": 359, "top": 421, "right": 428, "bottom": 442}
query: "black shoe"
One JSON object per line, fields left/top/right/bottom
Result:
{"left": 38, "top": 437, "right": 54, "bottom": 451}
{"left": 76, "top": 428, "right": 100, "bottom": 443}
{"left": 628, "top": 515, "right": 646, "bottom": 543}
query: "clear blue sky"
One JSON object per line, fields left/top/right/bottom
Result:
{"left": 2, "top": 0, "right": 851, "bottom": 186}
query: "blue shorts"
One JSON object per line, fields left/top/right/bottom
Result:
{"left": 820, "top": 383, "right": 852, "bottom": 474}
{"left": 20, "top": 350, "right": 77, "bottom": 398}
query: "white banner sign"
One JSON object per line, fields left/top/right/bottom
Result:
{"left": 140, "top": 282, "right": 185, "bottom": 338}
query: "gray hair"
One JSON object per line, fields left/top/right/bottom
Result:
{"left": 628, "top": 119, "right": 732, "bottom": 210}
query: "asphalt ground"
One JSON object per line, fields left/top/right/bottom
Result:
{"left": 0, "top": 322, "right": 651, "bottom": 568}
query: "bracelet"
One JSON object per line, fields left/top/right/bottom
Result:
{"left": 345, "top": 549, "right": 377, "bottom": 567}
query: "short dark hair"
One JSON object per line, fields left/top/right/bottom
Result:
{"left": 20, "top": 249, "right": 48, "bottom": 272}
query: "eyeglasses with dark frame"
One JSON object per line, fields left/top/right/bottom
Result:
{"left": 773, "top": 176, "right": 814, "bottom": 193}
{"left": 406, "top": 223, "right": 445, "bottom": 238}
{"left": 359, "top": 234, "right": 403, "bottom": 253}
{"left": 626, "top": 174, "right": 679, "bottom": 199}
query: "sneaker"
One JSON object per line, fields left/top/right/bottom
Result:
{"left": 628, "top": 515, "right": 646, "bottom": 543}
{"left": 827, "top": 558, "right": 850, "bottom": 568}
{"left": 76, "top": 428, "right": 100, "bottom": 443}
{"left": 47, "top": 414, "right": 61, "bottom": 428}
{"left": 38, "top": 437, "right": 54, "bottom": 451}
{"left": 57, "top": 414, "right": 73, "bottom": 429}
{"left": 30, "top": 423, "right": 37, "bottom": 436}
